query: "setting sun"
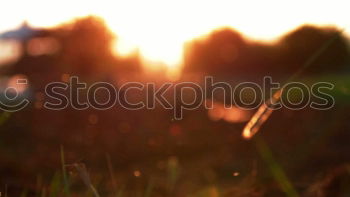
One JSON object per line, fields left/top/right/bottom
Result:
{"left": 1, "top": 0, "right": 350, "bottom": 196}
{"left": 1, "top": 0, "right": 350, "bottom": 68}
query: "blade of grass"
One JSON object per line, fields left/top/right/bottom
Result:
{"left": 49, "top": 172, "right": 61, "bottom": 197}
{"left": 60, "top": 145, "right": 70, "bottom": 196}
{"left": 74, "top": 163, "right": 100, "bottom": 197}
{"left": 105, "top": 154, "right": 125, "bottom": 197}
{"left": 105, "top": 153, "right": 118, "bottom": 193}
{"left": 242, "top": 29, "right": 345, "bottom": 139}
{"left": 242, "top": 90, "right": 282, "bottom": 139}
{"left": 167, "top": 156, "right": 179, "bottom": 193}
{"left": 0, "top": 112, "right": 11, "bottom": 126}
{"left": 255, "top": 137, "right": 299, "bottom": 197}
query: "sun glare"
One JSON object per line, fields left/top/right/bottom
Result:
{"left": 1, "top": 0, "right": 349, "bottom": 70}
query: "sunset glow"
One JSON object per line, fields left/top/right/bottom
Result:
{"left": 1, "top": 0, "right": 350, "bottom": 69}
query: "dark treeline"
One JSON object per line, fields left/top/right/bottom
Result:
{"left": 2, "top": 16, "right": 349, "bottom": 86}
{"left": 0, "top": 16, "right": 350, "bottom": 196}
{"left": 184, "top": 26, "right": 350, "bottom": 77}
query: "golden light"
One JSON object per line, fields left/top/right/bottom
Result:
{"left": 1, "top": 0, "right": 350, "bottom": 71}
{"left": 206, "top": 100, "right": 251, "bottom": 123}
{"left": 242, "top": 90, "right": 282, "bottom": 139}
{"left": 7, "top": 74, "right": 28, "bottom": 94}
{"left": 0, "top": 40, "right": 22, "bottom": 65}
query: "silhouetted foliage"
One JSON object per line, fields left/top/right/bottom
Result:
{"left": 277, "top": 25, "right": 350, "bottom": 74}
{"left": 0, "top": 17, "right": 350, "bottom": 197}
{"left": 184, "top": 28, "right": 247, "bottom": 75}
{"left": 184, "top": 25, "right": 350, "bottom": 77}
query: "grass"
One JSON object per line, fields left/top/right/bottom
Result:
{"left": 60, "top": 145, "right": 70, "bottom": 197}
{"left": 242, "top": 29, "right": 345, "bottom": 139}
{"left": 2, "top": 138, "right": 350, "bottom": 197}
{"left": 254, "top": 137, "right": 299, "bottom": 197}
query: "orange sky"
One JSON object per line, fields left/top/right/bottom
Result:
{"left": 1, "top": 0, "right": 349, "bottom": 68}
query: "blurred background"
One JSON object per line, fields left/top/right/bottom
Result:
{"left": 1, "top": 1, "right": 350, "bottom": 196}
